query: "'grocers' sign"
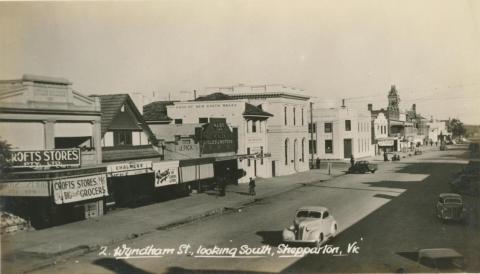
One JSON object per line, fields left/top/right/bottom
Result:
{"left": 52, "top": 173, "right": 108, "bottom": 204}
{"left": 9, "top": 148, "right": 81, "bottom": 168}
{"left": 153, "top": 161, "right": 179, "bottom": 187}
{"left": 0, "top": 181, "right": 50, "bottom": 197}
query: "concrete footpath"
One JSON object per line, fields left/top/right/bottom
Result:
{"left": 2, "top": 165, "right": 347, "bottom": 273}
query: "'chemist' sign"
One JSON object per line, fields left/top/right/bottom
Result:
{"left": 9, "top": 149, "right": 81, "bottom": 168}
{"left": 53, "top": 174, "right": 108, "bottom": 204}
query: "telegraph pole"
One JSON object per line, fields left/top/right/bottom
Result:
{"left": 310, "top": 101, "right": 314, "bottom": 168}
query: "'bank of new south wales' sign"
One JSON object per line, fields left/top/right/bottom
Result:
{"left": 9, "top": 148, "right": 81, "bottom": 168}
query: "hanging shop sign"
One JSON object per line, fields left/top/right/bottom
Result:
{"left": 153, "top": 161, "right": 179, "bottom": 187}
{"left": 238, "top": 152, "right": 271, "bottom": 161}
{"left": 377, "top": 139, "right": 395, "bottom": 146}
{"left": 107, "top": 161, "right": 153, "bottom": 177}
{"left": 9, "top": 148, "right": 81, "bottom": 168}
{"left": 0, "top": 181, "right": 49, "bottom": 197}
{"left": 52, "top": 173, "right": 108, "bottom": 204}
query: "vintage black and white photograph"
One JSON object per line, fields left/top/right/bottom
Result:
{"left": 1, "top": 1, "right": 480, "bottom": 273}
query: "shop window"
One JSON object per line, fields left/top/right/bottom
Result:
{"left": 325, "top": 140, "right": 333, "bottom": 154}
{"left": 199, "top": 117, "right": 208, "bottom": 123}
{"left": 174, "top": 119, "right": 183, "bottom": 124}
{"left": 309, "top": 140, "right": 317, "bottom": 154}
{"left": 113, "top": 130, "right": 132, "bottom": 146}
{"left": 345, "top": 120, "right": 351, "bottom": 131}
{"left": 325, "top": 123, "right": 332, "bottom": 133}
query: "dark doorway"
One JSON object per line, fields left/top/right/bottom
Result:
{"left": 271, "top": 161, "right": 276, "bottom": 177}
{"left": 213, "top": 159, "right": 238, "bottom": 184}
{"left": 343, "top": 138, "right": 352, "bottom": 159}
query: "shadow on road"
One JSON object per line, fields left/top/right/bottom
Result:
{"left": 93, "top": 258, "right": 153, "bottom": 274}
{"left": 164, "top": 267, "right": 274, "bottom": 274}
{"left": 256, "top": 230, "right": 283, "bottom": 246}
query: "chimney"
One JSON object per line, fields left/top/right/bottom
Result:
{"left": 368, "top": 103, "right": 373, "bottom": 111}
{"left": 412, "top": 104, "right": 416, "bottom": 112}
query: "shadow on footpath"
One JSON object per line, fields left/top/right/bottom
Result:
{"left": 165, "top": 267, "right": 275, "bottom": 274}
{"left": 93, "top": 258, "right": 154, "bottom": 274}
{"left": 256, "top": 230, "right": 283, "bottom": 246}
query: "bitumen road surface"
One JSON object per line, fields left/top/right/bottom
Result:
{"left": 31, "top": 145, "right": 479, "bottom": 274}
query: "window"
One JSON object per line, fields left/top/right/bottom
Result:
{"left": 252, "top": 121, "right": 257, "bottom": 133}
{"left": 302, "top": 139, "right": 305, "bottom": 162}
{"left": 113, "top": 130, "right": 132, "bottom": 145}
{"left": 308, "top": 123, "right": 316, "bottom": 133}
{"left": 174, "top": 119, "right": 183, "bottom": 124}
{"left": 293, "top": 107, "right": 296, "bottom": 125}
{"left": 325, "top": 123, "right": 332, "bottom": 133}
{"left": 199, "top": 117, "right": 208, "bottom": 123}
{"left": 284, "top": 139, "right": 289, "bottom": 165}
{"left": 323, "top": 211, "right": 329, "bottom": 219}
{"left": 284, "top": 106, "right": 287, "bottom": 125}
{"left": 120, "top": 105, "right": 125, "bottom": 112}
{"left": 309, "top": 140, "right": 317, "bottom": 154}
{"left": 345, "top": 120, "right": 351, "bottom": 131}
{"left": 301, "top": 108, "right": 304, "bottom": 125}
{"left": 247, "top": 147, "right": 251, "bottom": 166}
{"left": 260, "top": 146, "right": 264, "bottom": 165}
{"left": 325, "top": 140, "right": 333, "bottom": 153}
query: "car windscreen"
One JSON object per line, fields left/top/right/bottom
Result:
{"left": 296, "top": 211, "right": 321, "bottom": 218}
{"left": 445, "top": 198, "right": 462, "bottom": 204}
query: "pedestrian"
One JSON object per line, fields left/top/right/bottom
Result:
{"left": 350, "top": 155, "right": 355, "bottom": 167}
{"left": 249, "top": 177, "right": 256, "bottom": 196}
{"left": 316, "top": 157, "right": 321, "bottom": 169}
{"left": 435, "top": 141, "right": 438, "bottom": 147}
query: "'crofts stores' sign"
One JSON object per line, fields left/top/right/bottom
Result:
{"left": 200, "top": 119, "right": 236, "bottom": 154}
{"left": 9, "top": 148, "right": 81, "bottom": 168}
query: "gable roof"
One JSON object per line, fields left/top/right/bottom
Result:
{"left": 143, "top": 101, "right": 176, "bottom": 122}
{"left": 243, "top": 103, "right": 273, "bottom": 117}
{"left": 90, "top": 94, "right": 156, "bottom": 143}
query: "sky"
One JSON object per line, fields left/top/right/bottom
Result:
{"left": 1, "top": 0, "right": 480, "bottom": 124}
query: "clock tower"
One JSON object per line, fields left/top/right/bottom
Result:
{"left": 387, "top": 85, "right": 400, "bottom": 120}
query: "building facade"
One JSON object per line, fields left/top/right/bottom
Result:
{"left": 163, "top": 97, "right": 272, "bottom": 183}
{"left": 310, "top": 105, "right": 373, "bottom": 160}
{"left": 206, "top": 84, "right": 310, "bottom": 176}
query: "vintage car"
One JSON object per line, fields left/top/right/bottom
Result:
{"left": 417, "top": 248, "right": 465, "bottom": 271}
{"left": 436, "top": 193, "right": 466, "bottom": 222}
{"left": 347, "top": 161, "right": 377, "bottom": 174}
{"left": 450, "top": 174, "right": 480, "bottom": 196}
{"left": 282, "top": 206, "right": 337, "bottom": 247}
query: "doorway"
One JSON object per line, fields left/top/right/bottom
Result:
{"left": 271, "top": 161, "right": 276, "bottom": 177}
{"left": 343, "top": 139, "right": 352, "bottom": 159}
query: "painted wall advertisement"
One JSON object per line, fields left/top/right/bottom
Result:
{"left": 200, "top": 118, "right": 236, "bottom": 154}
{"left": 52, "top": 173, "right": 108, "bottom": 204}
{"left": 153, "top": 161, "right": 179, "bottom": 187}
{"left": 107, "top": 161, "right": 153, "bottom": 177}
{"left": 0, "top": 181, "right": 50, "bottom": 197}
{"left": 9, "top": 148, "right": 81, "bottom": 168}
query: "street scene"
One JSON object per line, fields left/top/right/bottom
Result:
{"left": 1, "top": 1, "right": 480, "bottom": 274}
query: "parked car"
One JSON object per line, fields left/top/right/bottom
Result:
{"left": 417, "top": 248, "right": 465, "bottom": 271}
{"left": 282, "top": 206, "right": 337, "bottom": 247}
{"left": 347, "top": 161, "right": 377, "bottom": 174}
{"left": 436, "top": 193, "right": 466, "bottom": 222}
{"left": 414, "top": 150, "right": 423, "bottom": 155}
{"left": 450, "top": 174, "right": 480, "bottom": 196}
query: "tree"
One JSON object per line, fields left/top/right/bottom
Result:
{"left": 447, "top": 118, "right": 466, "bottom": 138}
{"left": 0, "top": 139, "right": 12, "bottom": 177}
